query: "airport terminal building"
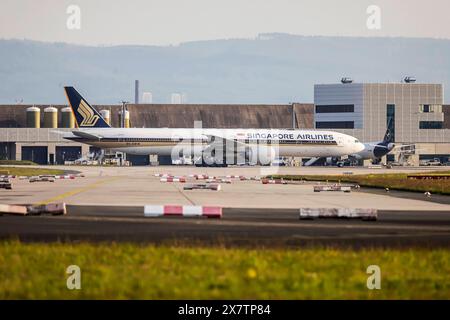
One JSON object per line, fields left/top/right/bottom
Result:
{"left": 314, "top": 81, "right": 450, "bottom": 164}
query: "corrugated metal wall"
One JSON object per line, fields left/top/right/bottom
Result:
{"left": 0, "top": 103, "right": 314, "bottom": 129}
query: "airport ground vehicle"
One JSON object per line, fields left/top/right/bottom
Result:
{"left": 270, "top": 158, "right": 287, "bottom": 166}
{"left": 420, "top": 158, "right": 442, "bottom": 166}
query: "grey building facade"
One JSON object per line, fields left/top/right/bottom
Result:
{"left": 314, "top": 82, "right": 450, "bottom": 163}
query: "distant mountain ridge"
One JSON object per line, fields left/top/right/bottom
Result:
{"left": 0, "top": 34, "right": 449, "bottom": 104}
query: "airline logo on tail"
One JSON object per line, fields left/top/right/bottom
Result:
{"left": 78, "top": 99, "right": 99, "bottom": 127}
{"left": 64, "top": 86, "right": 110, "bottom": 128}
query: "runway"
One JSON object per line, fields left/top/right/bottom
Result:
{"left": 1, "top": 206, "right": 449, "bottom": 248}
{"left": 1, "top": 165, "right": 450, "bottom": 210}
{"left": 1, "top": 165, "right": 450, "bottom": 247}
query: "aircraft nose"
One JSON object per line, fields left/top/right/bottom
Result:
{"left": 355, "top": 142, "right": 365, "bottom": 153}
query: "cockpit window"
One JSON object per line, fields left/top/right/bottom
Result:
{"left": 355, "top": 139, "right": 359, "bottom": 143}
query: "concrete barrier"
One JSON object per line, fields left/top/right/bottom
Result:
{"left": 206, "top": 178, "right": 232, "bottom": 184}
{"left": 29, "top": 176, "right": 55, "bottom": 183}
{"left": 0, "top": 204, "right": 28, "bottom": 216}
{"left": 154, "top": 173, "right": 173, "bottom": 178}
{"left": 261, "top": 178, "right": 287, "bottom": 185}
{"left": 0, "top": 178, "right": 12, "bottom": 190}
{"left": 27, "top": 203, "right": 67, "bottom": 216}
{"left": 239, "top": 176, "right": 261, "bottom": 181}
{"left": 0, "top": 202, "right": 66, "bottom": 216}
{"left": 144, "top": 205, "right": 222, "bottom": 218}
{"left": 184, "top": 183, "right": 221, "bottom": 191}
{"left": 160, "top": 177, "right": 186, "bottom": 183}
{"left": 299, "top": 208, "right": 377, "bottom": 221}
{"left": 0, "top": 175, "right": 16, "bottom": 179}
{"left": 313, "top": 185, "right": 351, "bottom": 192}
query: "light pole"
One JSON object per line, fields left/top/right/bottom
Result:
{"left": 120, "top": 101, "right": 129, "bottom": 128}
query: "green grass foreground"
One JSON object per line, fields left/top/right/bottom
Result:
{"left": 0, "top": 242, "right": 449, "bottom": 299}
{"left": 0, "top": 167, "right": 64, "bottom": 176}
{"left": 270, "top": 171, "right": 450, "bottom": 195}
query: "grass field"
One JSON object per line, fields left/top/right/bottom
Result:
{"left": 0, "top": 241, "right": 449, "bottom": 299}
{"left": 0, "top": 167, "right": 64, "bottom": 177}
{"left": 270, "top": 171, "right": 450, "bottom": 195}
{"left": 0, "top": 160, "right": 37, "bottom": 166}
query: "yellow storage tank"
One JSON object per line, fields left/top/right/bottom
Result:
{"left": 118, "top": 110, "right": 130, "bottom": 128}
{"left": 100, "top": 109, "right": 110, "bottom": 125}
{"left": 43, "top": 107, "right": 58, "bottom": 128}
{"left": 61, "top": 107, "right": 75, "bottom": 128}
{"left": 26, "top": 106, "right": 40, "bottom": 128}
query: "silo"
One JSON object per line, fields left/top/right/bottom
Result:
{"left": 100, "top": 109, "right": 110, "bottom": 125}
{"left": 61, "top": 107, "right": 75, "bottom": 128}
{"left": 26, "top": 106, "right": 40, "bottom": 128}
{"left": 43, "top": 107, "right": 58, "bottom": 128}
{"left": 118, "top": 110, "right": 130, "bottom": 128}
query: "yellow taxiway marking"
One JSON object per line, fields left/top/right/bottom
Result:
{"left": 36, "top": 177, "right": 120, "bottom": 205}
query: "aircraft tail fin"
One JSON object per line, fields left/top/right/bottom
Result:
{"left": 382, "top": 118, "right": 394, "bottom": 144}
{"left": 64, "top": 86, "right": 110, "bottom": 128}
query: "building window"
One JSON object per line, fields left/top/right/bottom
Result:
{"left": 419, "top": 121, "right": 443, "bottom": 129}
{"left": 387, "top": 104, "right": 395, "bottom": 142}
{"left": 315, "top": 121, "right": 354, "bottom": 129}
{"left": 315, "top": 105, "right": 354, "bottom": 113}
{"left": 420, "top": 104, "right": 442, "bottom": 113}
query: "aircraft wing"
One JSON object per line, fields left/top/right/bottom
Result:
{"left": 72, "top": 130, "right": 103, "bottom": 140}
{"left": 202, "top": 134, "right": 248, "bottom": 154}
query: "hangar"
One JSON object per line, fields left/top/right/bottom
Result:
{"left": 0, "top": 103, "right": 313, "bottom": 165}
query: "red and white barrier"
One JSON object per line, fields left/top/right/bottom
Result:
{"left": 144, "top": 205, "right": 222, "bottom": 218}
{"left": 160, "top": 177, "right": 186, "bottom": 183}
{"left": 55, "top": 175, "right": 75, "bottom": 179}
{"left": 0, "top": 175, "right": 16, "bottom": 179}
{"left": 154, "top": 173, "right": 173, "bottom": 178}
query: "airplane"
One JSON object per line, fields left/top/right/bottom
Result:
{"left": 62, "top": 86, "right": 365, "bottom": 166}
{"left": 317, "top": 126, "right": 395, "bottom": 167}
{"left": 349, "top": 125, "right": 395, "bottom": 163}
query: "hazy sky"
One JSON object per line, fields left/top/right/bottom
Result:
{"left": 1, "top": 0, "right": 450, "bottom": 45}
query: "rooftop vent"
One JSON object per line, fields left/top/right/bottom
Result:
{"left": 341, "top": 77, "right": 353, "bottom": 84}
{"left": 404, "top": 76, "right": 416, "bottom": 83}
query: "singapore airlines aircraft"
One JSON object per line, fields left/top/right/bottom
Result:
{"left": 62, "top": 87, "right": 365, "bottom": 165}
